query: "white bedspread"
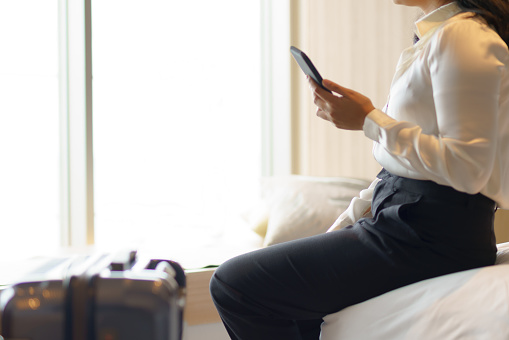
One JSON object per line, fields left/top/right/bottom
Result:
{"left": 321, "top": 242, "right": 509, "bottom": 340}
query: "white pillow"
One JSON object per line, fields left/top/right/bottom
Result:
{"left": 259, "top": 176, "right": 370, "bottom": 246}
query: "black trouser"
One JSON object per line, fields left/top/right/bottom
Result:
{"left": 209, "top": 169, "right": 497, "bottom": 340}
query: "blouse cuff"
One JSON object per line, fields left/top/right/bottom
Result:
{"left": 363, "top": 108, "right": 396, "bottom": 142}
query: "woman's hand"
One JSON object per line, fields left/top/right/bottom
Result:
{"left": 308, "top": 77, "right": 375, "bottom": 131}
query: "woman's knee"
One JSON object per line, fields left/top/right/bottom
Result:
{"left": 209, "top": 270, "right": 225, "bottom": 307}
{"left": 209, "top": 256, "right": 248, "bottom": 309}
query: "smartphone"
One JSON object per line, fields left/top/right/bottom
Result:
{"left": 290, "top": 46, "right": 331, "bottom": 93}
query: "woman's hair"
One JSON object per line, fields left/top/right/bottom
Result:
{"left": 455, "top": 0, "right": 509, "bottom": 46}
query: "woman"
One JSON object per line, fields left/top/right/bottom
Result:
{"left": 210, "top": 1, "right": 509, "bottom": 339}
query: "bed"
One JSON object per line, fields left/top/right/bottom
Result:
{"left": 240, "top": 175, "right": 509, "bottom": 340}
{"left": 320, "top": 242, "right": 509, "bottom": 340}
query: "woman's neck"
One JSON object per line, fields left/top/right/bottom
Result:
{"left": 421, "top": 0, "right": 455, "bottom": 15}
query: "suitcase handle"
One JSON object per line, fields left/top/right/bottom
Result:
{"left": 109, "top": 250, "right": 137, "bottom": 271}
{"left": 146, "top": 259, "right": 186, "bottom": 288}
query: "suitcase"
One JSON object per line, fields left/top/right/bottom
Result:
{"left": 0, "top": 250, "right": 186, "bottom": 340}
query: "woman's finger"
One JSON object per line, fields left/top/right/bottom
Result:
{"left": 308, "top": 76, "right": 333, "bottom": 99}
{"left": 316, "top": 108, "right": 331, "bottom": 122}
{"left": 322, "top": 79, "right": 353, "bottom": 97}
{"left": 313, "top": 87, "right": 337, "bottom": 112}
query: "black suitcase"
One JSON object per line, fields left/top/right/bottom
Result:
{"left": 0, "top": 250, "right": 186, "bottom": 340}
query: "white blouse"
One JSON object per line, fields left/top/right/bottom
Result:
{"left": 330, "top": 3, "right": 509, "bottom": 231}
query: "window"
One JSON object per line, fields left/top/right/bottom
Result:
{"left": 92, "top": 0, "right": 263, "bottom": 248}
{"left": 0, "top": 0, "right": 290, "bottom": 260}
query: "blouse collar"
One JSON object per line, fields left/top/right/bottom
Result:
{"left": 415, "top": 2, "right": 462, "bottom": 38}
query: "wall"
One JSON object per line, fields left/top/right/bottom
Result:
{"left": 291, "top": 0, "right": 419, "bottom": 180}
{"left": 183, "top": 323, "right": 229, "bottom": 340}
{"left": 495, "top": 209, "right": 509, "bottom": 243}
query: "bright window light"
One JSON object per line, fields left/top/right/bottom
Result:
{"left": 92, "top": 1, "right": 262, "bottom": 249}
{"left": 0, "top": 1, "right": 60, "bottom": 259}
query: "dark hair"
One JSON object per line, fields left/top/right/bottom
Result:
{"left": 455, "top": 0, "right": 509, "bottom": 47}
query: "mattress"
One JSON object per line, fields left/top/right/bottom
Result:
{"left": 320, "top": 242, "right": 509, "bottom": 340}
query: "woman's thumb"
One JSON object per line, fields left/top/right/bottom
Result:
{"left": 322, "top": 79, "right": 351, "bottom": 97}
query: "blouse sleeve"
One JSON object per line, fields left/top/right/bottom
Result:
{"left": 363, "top": 20, "right": 508, "bottom": 194}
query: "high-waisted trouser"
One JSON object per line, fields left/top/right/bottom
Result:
{"left": 209, "top": 169, "right": 497, "bottom": 340}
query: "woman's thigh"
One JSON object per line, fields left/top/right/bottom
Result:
{"left": 212, "top": 224, "right": 425, "bottom": 320}
{"left": 212, "top": 170, "right": 497, "bottom": 321}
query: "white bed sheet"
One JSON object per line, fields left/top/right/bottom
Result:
{"left": 321, "top": 242, "right": 509, "bottom": 340}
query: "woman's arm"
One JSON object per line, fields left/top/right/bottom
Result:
{"left": 310, "top": 19, "right": 508, "bottom": 195}
{"left": 363, "top": 20, "right": 507, "bottom": 194}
